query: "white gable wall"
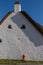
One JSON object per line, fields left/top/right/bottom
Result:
{"left": 0, "top": 17, "right": 35, "bottom": 60}
{"left": 0, "top": 12, "right": 43, "bottom": 60}
{"left": 11, "top": 12, "right": 43, "bottom": 60}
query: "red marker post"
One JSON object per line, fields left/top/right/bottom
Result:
{"left": 22, "top": 54, "right": 25, "bottom": 61}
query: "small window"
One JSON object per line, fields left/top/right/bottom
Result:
{"left": 8, "top": 25, "right": 12, "bottom": 29}
{"left": 0, "top": 39, "right": 2, "bottom": 43}
{"left": 20, "top": 24, "right": 26, "bottom": 29}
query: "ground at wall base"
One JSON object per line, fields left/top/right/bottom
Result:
{"left": 0, "top": 59, "right": 43, "bottom": 64}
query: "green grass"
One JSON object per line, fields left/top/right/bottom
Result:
{"left": 0, "top": 59, "right": 43, "bottom": 64}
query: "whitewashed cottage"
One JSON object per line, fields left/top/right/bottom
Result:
{"left": 0, "top": 1, "right": 43, "bottom": 61}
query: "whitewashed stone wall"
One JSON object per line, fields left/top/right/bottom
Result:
{"left": 0, "top": 12, "right": 43, "bottom": 60}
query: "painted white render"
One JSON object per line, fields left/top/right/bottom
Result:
{"left": 0, "top": 2, "right": 43, "bottom": 61}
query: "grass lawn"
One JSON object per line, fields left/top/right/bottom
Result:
{"left": 0, "top": 59, "right": 43, "bottom": 64}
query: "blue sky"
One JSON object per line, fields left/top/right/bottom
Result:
{"left": 0, "top": 0, "right": 43, "bottom": 26}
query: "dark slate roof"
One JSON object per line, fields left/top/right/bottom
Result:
{"left": 21, "top": 11, "right": 43, "bottom": 35}
{"left": 0, "top": 11, "right": 43, "bottom": 35}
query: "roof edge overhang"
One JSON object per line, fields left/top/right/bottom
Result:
{"left": 21, "top": 11, "right": 43, "bottom": 35}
